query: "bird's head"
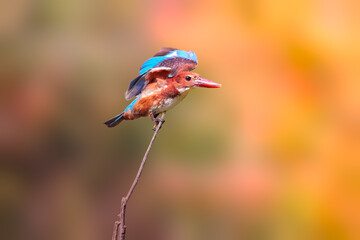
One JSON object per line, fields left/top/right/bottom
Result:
{"left": 172, "top": 72, "right": 221, "bottom": 92}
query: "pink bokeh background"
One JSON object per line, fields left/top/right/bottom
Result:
{"left": 1, "top": 0, "right": 359, "bottom": 239}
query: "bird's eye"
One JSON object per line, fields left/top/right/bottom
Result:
{"left": 185, "top": 76, "right": 191, "bottom": 81}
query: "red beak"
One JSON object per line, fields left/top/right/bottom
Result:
{"left": 194, "top": 78, "right": 222, "bottom": 88}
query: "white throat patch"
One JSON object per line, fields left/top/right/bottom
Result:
{"left": 177, "top": 86, "right": 191, "bottom": 93}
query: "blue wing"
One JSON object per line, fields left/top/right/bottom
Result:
{"left": 124, "top": 95, "right": 141, "bottom": 112}
{"left": 140, "top": 49, "right": 197, "bottom": 75}
{"left": 125, "top": 48, "right": 198, "bottom": 100}
{"left": 125, "top": 67, "right": 172, "bottom": 100}
{"left": 125, "top": 73, "right": 147, "bottom": 101}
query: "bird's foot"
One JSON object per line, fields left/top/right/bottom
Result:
{"left": 152, "top": 118, "right": 165, "bottom": 131}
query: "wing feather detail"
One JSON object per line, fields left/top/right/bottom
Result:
{"left": 125, "top": 67, "right": 172, "bottom": 100}
{"left": 126, "top": 48, "right": 198, "bottom": 100}
{"left": 139, "top": 49, "right": 198, "bottom": 75}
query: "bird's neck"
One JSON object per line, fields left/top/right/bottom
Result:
{"left": 161, "top": 83, "right": 181, "bottom": 99}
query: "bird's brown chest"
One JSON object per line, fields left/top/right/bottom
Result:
{"left": 131, "top": 85, "right": 180, "bottom": 115}
{"left": 161, "top": 85, "right": 180, "bottom": 99}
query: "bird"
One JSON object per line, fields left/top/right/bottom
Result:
{"left": 104, "top": 48, "right": 221, "bottom": 129}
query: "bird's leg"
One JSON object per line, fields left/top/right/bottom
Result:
{"left": 150, "top": 112, "right": 165, "bottom": 131}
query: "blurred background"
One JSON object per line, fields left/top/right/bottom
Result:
{"left": 1, "top": 0, "right": 359, "bottom": 239}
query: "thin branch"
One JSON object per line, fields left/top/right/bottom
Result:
{"left": 112, "top": 112, "right": 166, "bottom": 240}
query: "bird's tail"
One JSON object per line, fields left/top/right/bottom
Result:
{"left": 104, "top": 112, "right": 124, "bottom": 128}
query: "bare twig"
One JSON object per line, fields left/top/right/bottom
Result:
{"left": 112, "top": 112, "right": 166, "bottom": 240}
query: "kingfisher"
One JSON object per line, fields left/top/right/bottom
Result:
{"left": 104, "top": 47, "right": 221, "bottom": 129}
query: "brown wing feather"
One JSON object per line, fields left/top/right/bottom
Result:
{"left": 153, "top": 47, "right": 178, "bottom": 57}
{"left": 145, "top": 67, "right": 172, "bottom": 82}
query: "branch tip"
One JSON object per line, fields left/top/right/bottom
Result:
{"left": 112, "top": 112, "right": 166, "bottom": 240}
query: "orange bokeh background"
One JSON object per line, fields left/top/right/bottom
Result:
{"left": 1, "top": 0, "right": 359, "bottom": 239}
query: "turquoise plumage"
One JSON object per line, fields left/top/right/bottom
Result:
{"left": 139, "top": 50, "right": 198, "bottom": 75}
{"left": 125, "top": 48, "right": 198, "bottom": 100}
{"left": 104, "top": 48, "right": 221, "bottom": 128}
